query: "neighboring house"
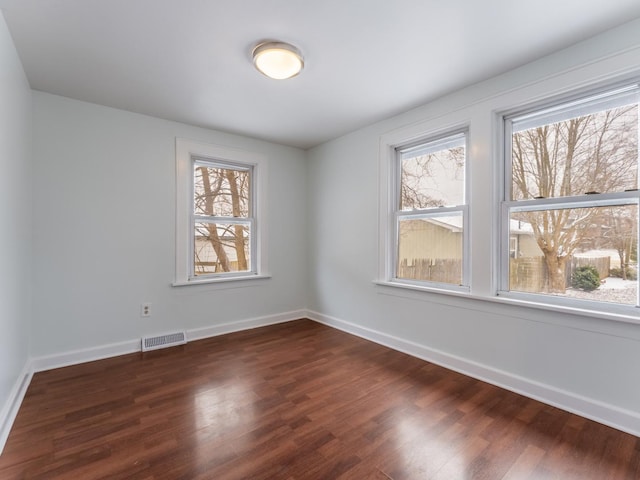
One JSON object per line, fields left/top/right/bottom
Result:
{"left": 194, "top": 236, "right": 237, "bottom": 274}
{"left": 194, "top": 230, "right": 247, "bottom": 274}
{"left": 398, "top": 216, "right": 463, "bottom": 263}
{"left": 509, "top": 219, "right": 540, "bottom": 258}
{"left": 398, "top": 216, "right": 539, "bottom": 263}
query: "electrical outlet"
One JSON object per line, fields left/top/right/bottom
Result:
{"left": 141, "top": 303, "right": 151, "bottom": 317}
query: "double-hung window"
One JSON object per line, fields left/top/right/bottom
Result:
{"left": 175, "top": 138, "right": 267, "bottom": 285}
{"left": 193, "top": 159, "right": 254, "bottom": 277}
{"left": 501, "top": 85, "right": 639, "bottom": 312}
{"left": 392, "top": 131, "right": 469, "bottom": 290}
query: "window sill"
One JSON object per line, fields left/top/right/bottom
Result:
{"left": 494, "top": 292, "right": 640, "bottom": 326}
{"left": 374, "top": 280, "right": 470, "bottom": 297}
{"left": 172, "top": 274, "right": 272, "bottom": 287}
{"left": 374, "top": 280, "right": 640, "bottom": 326}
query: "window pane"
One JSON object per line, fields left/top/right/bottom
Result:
{"left": 509, "top": 205, "right": 638, "bottom": 306}
{"left": 397, "top": 215, "right": 463, "bottom": 285}
{"left": 400, "top": 138, "right": 465, "bottom": 210}
{"left": 511, "top": 103, "right": 638, "bottom": 201}
{"left": 194, "top": 222, "right": 251, "bottom": 275}
{"left": 194, "top": 165, "right": 250, "bottom": 217}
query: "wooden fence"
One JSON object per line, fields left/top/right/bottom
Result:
{"left": 398, "top": 258, "right": 462, "bottom": 285}
{"left": 399, "top": 256, "right": 610, "bottom": 291}
{"left": 510, "top": 255, "right": 610, "bottom": 292}
{"left": 510, "top": 257, "right": 546, "bottom": 292}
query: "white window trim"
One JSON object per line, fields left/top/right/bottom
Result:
{"left": 497, "top": 83, "right": 640, "bottom": 316}
{"left": 174, "top": 138, "right": 269, "bottom": 286}
{"left": 379, "top": 124, "right": 471, "bottom": 293}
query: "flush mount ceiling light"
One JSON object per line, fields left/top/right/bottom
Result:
{"left": 252, "top": 41, "right": 304, "bottom": 80}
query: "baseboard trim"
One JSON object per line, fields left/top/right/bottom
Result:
{"left": 187, "top": 310, "right": 306, "bottom": 342}
{"left": 0, "top": 362, "right": 32, "bottom": 455}
{"left": 30, "top": 339, "right": 141, "bottom": 373}
{"left": 30, "top": 309, "right": 307, "bottom": 373}
{"left": 305, "top": 309, "right": 640, "bottom": 438}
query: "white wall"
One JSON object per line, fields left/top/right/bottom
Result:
{"left": 31, "top": 92, "right": 308, "bottom": 358}
{"left": 0, "top": 12, "right": 32, "bottom": 445}
{"left": 307, "top": 19, "right": 640, "bottom": 434}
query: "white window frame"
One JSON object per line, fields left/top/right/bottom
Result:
{"left": 379, "top": 126, "right": 470, "bottom": 293}
{"left": 192, "top": 157, "right": 256, "bottom": 279}
{"left": 498, "top": 84, "right": 640, "bottom": 315}
{"left": 174, "top": 138, "right": 269, "bottom": 286}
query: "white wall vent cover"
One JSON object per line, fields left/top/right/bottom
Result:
{"left": 142, "top": 331, "right": 187, "bottom": 352}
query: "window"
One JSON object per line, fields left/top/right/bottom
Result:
{"left": 501, "top": 85, "right": 639, "bottom": 311}
{"left": 175, "top": 139, "right": 268, "bottom": 285}
{"left": 193, "top": 160, "right": 253, "bottom": 276}
{"left": 391, "top": 131, "right": 469, "bottom": 290}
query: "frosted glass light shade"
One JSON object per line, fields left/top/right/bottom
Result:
{"left": 252, "top": 42, "right": 304, "bottom": 80}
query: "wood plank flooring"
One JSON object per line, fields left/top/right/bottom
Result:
{"left": 0, "top": 319, "right": 638, "bottom": 479}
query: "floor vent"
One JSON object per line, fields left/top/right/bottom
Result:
{"left": 142, "top": 331, "right": 187, "bottom": 352}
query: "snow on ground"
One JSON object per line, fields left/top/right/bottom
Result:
{"left": 564, "top": 277, "right": 637, "bottom": 305}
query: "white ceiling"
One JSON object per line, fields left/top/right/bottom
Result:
{"left": 2, "top": 0, "right": 640, "bottom": 149}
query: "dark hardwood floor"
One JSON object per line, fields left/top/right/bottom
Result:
{"left": 0, "top": 319, "right": 638, "bottom": 479}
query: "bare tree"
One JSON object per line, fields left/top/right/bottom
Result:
{"left": 225, "top": 169, "right": 248, "bottom": 271}
{"left": 401, "top": 146, "right": 464, "bottom": 209}
{"left": 511, "top": 105, "right": 637, "bottom": 292}
{"left": 194, "top": 166, "right": 249, "bottom": 273}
